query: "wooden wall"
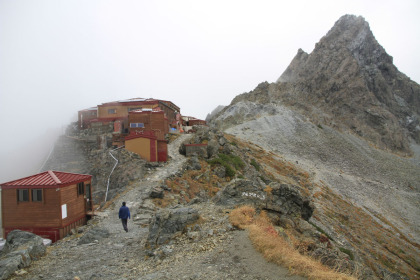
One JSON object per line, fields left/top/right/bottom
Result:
{"left": 60, "top": 181, "right": 90, "bottom": 227}
{"left": 98, "top": 104, "right": 156, "bottom": 119}
{"left": 157, "top": 140, "right": 168, "bottom": 162}
{"left": 128, "top": 112, "right": 168, "bottom": 140}
{"left": 1, "top": 188, "right": 61, "bottom": 228}
{"left": 1, "top": 180, "right": 90, "bottom": 229}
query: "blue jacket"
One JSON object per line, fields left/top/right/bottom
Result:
{"left": 119, "top": 206, "right": 131, "bottom": 219}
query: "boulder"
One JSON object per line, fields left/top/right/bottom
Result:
{"left": 0, "top": 230, "right": 46, "bottom": 280}
{"left": 218, "top": 136, "right": 227, "bottom": 146}
{"left": 207, "top": 139, "right": 220, "bottom": 159}
{"left": 150, "top": 187, "right": 164, "bottom": 199}
{"left": 77, "top": 228, "right": 110, "bottom": 245}
{"left": 214, "top": 166, "right": 226, "bottom": 178}
{"left": 1, "top": 230, "right": 45, "bottom": 259}
{"left": 214, "top": 179, "right": 314, "bottom": 221}
{"left": 186, "top": 155, "right": 202, "bottom": 170}
{"left": 147, "top": 207, "right": 199, "bottom": 249}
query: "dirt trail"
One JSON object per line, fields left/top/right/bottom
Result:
{"left": 15, "top": 133, "right": 302, "bottom": 280}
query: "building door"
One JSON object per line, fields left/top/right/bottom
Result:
{"left": 85, "top": 184, "right": 92, "bottom": 211}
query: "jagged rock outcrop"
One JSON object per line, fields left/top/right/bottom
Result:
{"left": 214, "top": 180, "right": 314, "bottom": 221}
{"left": 0, "top": 230, "right": 46, "bottom": 280}
{"left": 205, "top": 105, "right": 225, "bottom": 123}
{"left": 211, "top": 15, "right": 420, "bottom": 154}
{"left": 273, "top": 15, "right": 420, "bottom": 154}
{"left": 147, "top": 207, "right": 199, "bottom": 249}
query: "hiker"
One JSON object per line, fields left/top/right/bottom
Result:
{"left": 118, "top": 201, "right": 131, "bottom": 232}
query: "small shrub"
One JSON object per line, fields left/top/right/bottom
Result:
{"left": 339, "top": 247, "right": 354, "bottom": 261}
{"left": 225, "top": 164, "right": 236, "bottom": 177}
{"left": 250, "top": 158, "right": 260, "bottom": 171}
{"left": 317, "top": 124, "right": 323, "bottom": 129}
{"left": 308, "top": 221, "right": 334, "bottom": 241}
{"left": 208, "top": 153, "right": 245, "bottom": 178}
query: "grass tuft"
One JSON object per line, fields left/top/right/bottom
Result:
{"left": 230, "top": 206, "right": 356, "bottom": 280}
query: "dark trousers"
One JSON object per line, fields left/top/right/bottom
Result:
{"left": 121, "top": 218, "right": 128, "bottom": 232}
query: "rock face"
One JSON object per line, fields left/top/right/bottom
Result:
{"left": 274, "top": 15, "right": 420, "bottom": 154}
{"left": 0, "top": 230, "right": 46, "bottom": 280}
{"left": 214, "top": 180, "right": 314, "bottom": 221}
{"left": 147, "top": 207, "right": 199, "bottom": 249}
{"left": 212, "top": 15, "right": 420, "bottom": 154}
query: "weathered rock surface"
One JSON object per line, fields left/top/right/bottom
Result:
{"left": 0, "top": 230, "right": 46, "bottom": 280}
{"left": 147, "top": 207, "right": 199, "bottom": 249}
{"left": 77, "top": 228, "right": 110, "bottom": 245}
{"left": 212, "top": 15, "right": 420, "bottom": 155}
{"left": 214, "top": 180, "right": 314, "bottom": 221}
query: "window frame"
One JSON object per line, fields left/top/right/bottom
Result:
{"left": 77, "top": 182, "right": 85, "bottom": 196}
{"left": 17, "top": 189, "right": 29, "bottom": 202}
{"left": 31, "top": 189, "right": 43, "bottom": 202}
{"left": 108, "top": 108, "right": 117, "bottom": 114}
{"left": 130, "top": 123, "right": 145, "bottom": 128}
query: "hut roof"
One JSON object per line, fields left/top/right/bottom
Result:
{"left": 1, "top": 170, "right": 91, "bottom": 188}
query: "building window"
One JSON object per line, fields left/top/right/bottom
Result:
{"left": 32, "top": 189, "right": 43, "bottom": 202}
{"left": 90, "top": 111, "right": 97, "bottom": 116}
{"left": 130, "top": 123, "right": 144, "bottom": 128}
{"left": 17, "top": 189, "right": 29, "bottom": 202}
{"left": 129, "top": 107, "right": 142, "bottom": 111}
{"left": 78, "top": 182, "right": 85, "bottom": 195}
{"left": 108, "top": 109, "right": 116, "bottom": 114}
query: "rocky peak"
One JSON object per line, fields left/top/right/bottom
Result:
{"left": 212, "top": 15, "right": 420, "bottom": 154}
{"left": 322, "top": 15, "right": 393, "bottom": 69}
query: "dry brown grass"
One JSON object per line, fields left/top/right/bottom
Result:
{"left": 225, "top": 134, "right": 419, "bottom": 279}
{"left": 229, "top": 205, "right": 256, "bottom": 229}
{"left": 230, "top": 206, "right": 356, "bottom": 280}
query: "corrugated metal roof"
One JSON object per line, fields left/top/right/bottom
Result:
{"left": 1, "top": 171, "right": 91, "bottom": 187}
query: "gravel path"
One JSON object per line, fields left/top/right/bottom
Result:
{"left": 14, "top": 133, "right": 302, "bottom": 280}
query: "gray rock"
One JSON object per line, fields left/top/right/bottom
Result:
{"left": 0, "top": 252, "right": 29, "bottom": 280}
{"left": 1, "top": 230, "right": 46, "bottom": 259}
{"left": 214, "top": 180, "right": 314, "bottom": 221}
{"left": 0, "top": 230, "right": 46, "bottom": 280}
{"left": 77, "top": 228, "right": 110, "bottom": 245}
{"left": 218, "top": 136, "right": 227, "bottom": 146}
{"left": 207, "top": 139, "right": 220, "bottom": 159}
{"left": 150, "top": 187, "right": 164, "bottom": 199}
{"left": 187, "top": 156, "right": 202, "bottom": 170}
{"left": 214, "top": 166, "right": 226, "bottom": 178}
{"left": 147, "top": 207, "right": 199, "bottom": 248}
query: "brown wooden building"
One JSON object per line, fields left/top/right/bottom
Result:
{"left": 1, "top": 171, "right": 93, "bottom": 242}
{"left": 128, "top": 108, "right": 169, "bottom": 140}
{"left": 94, "top": 98, "right": 181, "bottom": 132}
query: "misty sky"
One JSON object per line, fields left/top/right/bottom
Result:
{"left": 1, "top": 0, "right": 419, "bottom": 182}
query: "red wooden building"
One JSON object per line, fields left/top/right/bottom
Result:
{"left": 79, "top": 98, "right": 181, "bottom": 133}
{"left": 128, "top": 108, "right": 169, "bottom": 140}
{"left": 1, "top": 171, "right": 93, "bottom": 242}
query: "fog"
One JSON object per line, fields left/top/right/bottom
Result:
{"left": 1, "top": 0, "right": 419, "bottom": 182}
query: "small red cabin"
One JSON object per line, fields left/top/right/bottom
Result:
{"left": 1, "top": 170, "right": 93, "bottom": 242}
